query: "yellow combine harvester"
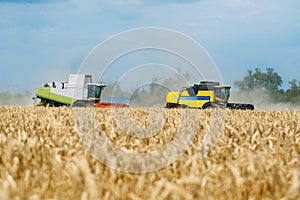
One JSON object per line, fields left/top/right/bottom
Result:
{"left": 166, "top": 81, "right": 254, "bottom": 110}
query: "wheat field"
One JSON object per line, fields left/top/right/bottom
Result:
{"left": 0, "top": 106, "right": 299, "bottom": 199}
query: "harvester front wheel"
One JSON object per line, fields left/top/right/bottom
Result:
{"left": 72, "top": 101, "right": 87, "bottom": 107}
{"left": 202, "top": 102, "right": 216, "bottom": 109}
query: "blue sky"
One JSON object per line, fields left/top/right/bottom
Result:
{"left": 0, "top": 0, "right": 299, "bottom": 93}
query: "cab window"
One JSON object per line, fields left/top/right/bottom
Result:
{"left": 88, "top": 85, "right": 102, "bottom": 99}
{"left": 215, "top": 87, "right": 230, "bottom": 101}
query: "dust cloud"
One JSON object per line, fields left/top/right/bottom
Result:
{"left": 0, "top": 92, "right": 34, "bottom": 106}
{"left": 230, "top": 89, "right": 300, "bottom": 110}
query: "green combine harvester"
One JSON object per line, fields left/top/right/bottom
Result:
{"left": 34, "top": 74, "right": 128, "bottom": 108}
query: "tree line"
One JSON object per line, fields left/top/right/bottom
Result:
{"left": 234, "top": 68, "right": 300, "bottom": 104}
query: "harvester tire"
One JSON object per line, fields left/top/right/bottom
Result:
{"left": 202, "top": 102, "right": 215, "bottom": 109}
{"left": 72, "top": 101, "right": 87, "bottom": 107}
{"left": 165, "top": 103, "right": 178, "bottom": 108}
{"left": 49, "top": 101, "right": 57, "bottom": 107}
{"left": 180, "top": 104, "right": 188, "bottom": 109}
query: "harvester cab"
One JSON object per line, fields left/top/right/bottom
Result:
{"left": 87, "top": 83, "right": 106, "bottom": 101}
{"left": 214, "top": 86, "right": 231, "bottom": 103}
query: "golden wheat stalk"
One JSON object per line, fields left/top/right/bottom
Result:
{"left": 0, "top": 107, "right": 299, "bottom": 199}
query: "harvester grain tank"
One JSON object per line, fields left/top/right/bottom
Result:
{"left": 165, "top": 81, "right": 254, "bottom": 110}
{"left": 34, "top": 74, "right": 128, "bottom": 108}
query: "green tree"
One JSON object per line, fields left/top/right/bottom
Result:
{"left": 234, "top": 67, "right": 284, "bottom": 101}
{"left": 285, "top": 79, "right": 300, "bottom": 103}
{"left": 234, "top": 67, "right": 300, "bottom": 104}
